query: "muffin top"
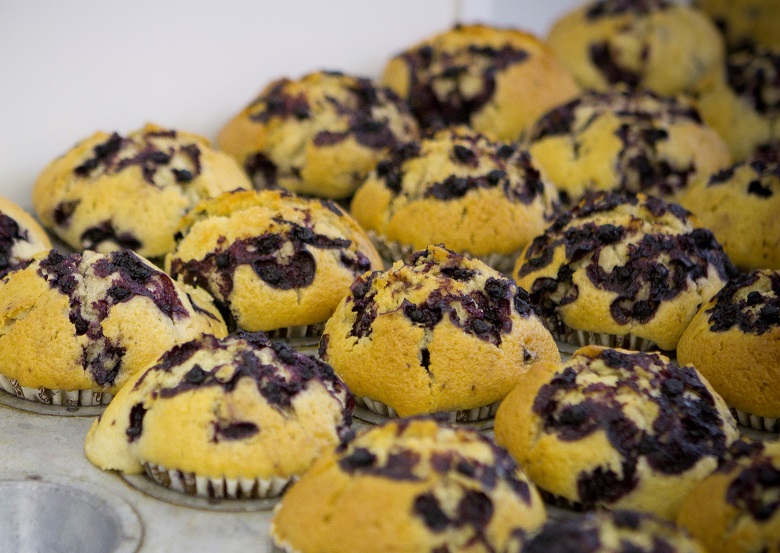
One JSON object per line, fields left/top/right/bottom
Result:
{"left": 509, "top": 510, "right": 706, "bottom": 553}
{"left": 381, "top": 23, "right": 579, "bottom": 141}
{"left": 514, "top": 191, "right": 735, "bottom": 350}
{"left": 166, "top": 189, "right": 382, "bottom": 332}
{"left": 0, "top": 196, "right": 51, "bottom": 279}
{"left": 217, "top": 70, "right": 418, "bottom": 199}
{"left": 525, "top": 90, "right": 731, "bottom": 202}
{"left": 321, "top": 245, "right": 560, "bottom": 417}
{"left": 494, "top": 346, "right": 739, "bottom": 520}
{"left": 32, "top": 123, "right": 251, "bottom": 258}
{"left": 677, "top": 439, "right": 780, "bottom": 553}
{"left": 547, "top": 0, "right": 725, "bottom": 96}
{"left": 695, "top": 0, "right": 780, "bottom": 50}
{"left": 0, "top": 249, "right": 226, "bottom": 393}
{"left": 85, "top": 331, "right": 352, "bottom": 480}
{"left": 677, "top": 270, "right": 780, "bottom": 418}
{"left": 270, "top": 418, "right": 547, "bottom": 553}
{"left": 350, "top": 126, "right": 559, "bottom": 257}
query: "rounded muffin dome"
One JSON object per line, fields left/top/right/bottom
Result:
{"left": 0, "top": 195, "right": 51, "bottom": 280}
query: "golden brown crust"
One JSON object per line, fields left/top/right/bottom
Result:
{"left": 270, "top": 418, "right": 547, "bottom": 553}
{"left": 217, "top": 71, "right": 418, "bottom": 199}
{"left": 495, "top": 346, "right": 739, "bottom": 520}
{"left": 85, "top": 332, "right": 351, "bottom": 479}
{"left": 350, "top": 126, "right": 559, "bottom": 259}
{"left": 165, "top": 189, "right": 382, "bottom": 332}
{"left": 0, "top": 249, "right": 226, "bottom": 394}
{"left": 381, "top": 24, "right": 579, "bottom": 141}
{"left": 32, "top": 123, "right": 251, "bottom": 258}
{"left": 0, "top": 195, "right": 51, "bottom": 278}
{"left": 514, "top": 192, "right": 734, "bottom": 351}
{"left": 547, "top": 1, "right": 725, "bottom": 96}
{"left": 677, "top": 270, "right": 780, "bottom": 418}
{"left": 695, "top": 0, "right": 780, "bottom": 50}
{"left": 321, "top": 245, "right": 560, "bottom": 417}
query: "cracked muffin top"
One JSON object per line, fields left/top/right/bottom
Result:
{"left": 32, "top": 123, "right": 251, "bottom": 258}
{"left": 320, "top": 245, "right": 560, "bottom": 417}
{"left": 679, "top": 153, "right": 780, "bottom": 269}
{"left": 165, "top": 189, "right": 382, "bottom": 333}
{"left": 495, "top": 345, "right": 739, "bottom": 520}
{"left": 0, "top": 196, "right": 51, "bottom": 280}
{"left": 270, "top": 417, "right": 547, "bottom": 553}
{"left": 381, "top": 23, "right": 579, "bottom": 141}
{"left": 678, "top": 270, "right": 780, "bottom": 419}
{"left": 217, "top": 70, "right": 419, "bottom": 199}
{"left": 350, "top": 126, "right": 559, "bottom": 261}
{"left": 0, "top": 249, "right": 226, "bottom": 394}
{"left": 508, "top": 509, "right": 706, "bottom": 553}
{"left": 678, "top": 440, "right": 780, "bottom": 553}
{"left": 697, "top": 47, "right": 780, "bottom": 162}
{"left": 547, "top": 0, "right": 725, "bottom": 97}
{"left": 525, "top": 90, "right": 732, "bottom": 203}
{"left": 85, "top": 331, "right": 352, "bottom": 480}
{"left": 514, "top": 191, "right": 734, "bottom": 351}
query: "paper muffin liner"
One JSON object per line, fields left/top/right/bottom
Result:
{"left": 142, "top": 463, "right": 294, "bottom": 499}
{"left": 265, "top": 322, "right": 326, "bottom": 341}
{"left": 357, "top": 396, "right": 500, "bottom": 423}
{"left": 0, "top": 375, "right": 112, "bottom": 406}
{"left": 542, "top": 315, "right": 658, "bottom": 352}
{"left": 734, "top": 408, "right": 780, "bottom": 433}
{"left": 367, "top": 231, "right": 518, "bottom": 272}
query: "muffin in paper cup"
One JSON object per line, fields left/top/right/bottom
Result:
{"left": 0, "top": 249, "right": 227, "bottom": 404}
{"left": 514, "top": 191, "right": 734, "bottom": 352}
{"left": 85, "top": 331, "right": 353, "bottom": 499}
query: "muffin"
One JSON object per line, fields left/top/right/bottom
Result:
{"left": 217, "top": 70, "right": 418, "bottom": 199}
{"left": 678, "top": 154, "right": 780, "bottom": 270}
{"left": 0, "top": 249, "right": 226, "bottom": 405}
{"left": 547, "top": 0, "right": 725, "bottom": 96}
{"left": 696, "top": 47, "right": 780, "bottom": 162}
{"left": 350, "top": 126, "right": 559, "bottom": 270}
{"left": 677, "top": 270, "right": 780, "bottom": 432}
{"left": 695, "top": 0, "right": 780, "bottom": 50}
{"left": 508, "top": 510, "right": 706, "bottom": 553}
{"left": 514, "top": 191, "right": 735, "bottom": 351}
{"left": 165, "top": 189, "right": 382, "bottom": 337}
{"left": 525, "top": 90, "right": 732, "bottom": 203}
{"left": 381, "top": 23, "right": 579, "bottom": 141}
{"left": 320, "top": 245, "right": 560, "bottom": 419}
{"left": 270, "top": 418, "right": 547, "bottom": 553}
{"left": 0, "top": 195, "right": 51, "bottom": 279}
{"left": 678, "top": 440, "right": 780, "bottom": 553}
{"left": 494, "top": 346, "right": 740, "bottom": 520}
{"left": 85, "top": 331, "right": 352, "bottom": 498}
{"left": 33, "top": 123, "right": 251, "bottom": 258}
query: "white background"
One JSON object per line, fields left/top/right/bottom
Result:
{"left": 0, "top": 0, "right": 581, "bottom": 208}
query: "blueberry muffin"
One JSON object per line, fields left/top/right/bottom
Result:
{"left": 494, "top": 346, "right": 740, "bottom": 520}
{"left": 381, "top": 24, "right": 579, "bottom": 141}
{"left": 0, "top": 249, "right": 226, "bottom": 405}
{"left": 514, "top": 192, "right": 735, "bottom": 351}
{"left": 217, "top": 70, "right": 418, "bottom": 200}
{"left": 33, "top": 123, "right": 251, "bottom": 259}
{"left": 678, "top": 440, "right": 780, "bottom": 553}
{"left": 270, "top": 418, "right": 547, "bottom": 553}
{"left": 695, "top": 0, "right": 780, "bottom": 50}
{"left": 165, "top": 189, "right": 382, "bottom": 337}
{"left": 547, "top": 0, "right": 725, "bottom": 96}
{"left": 350, "top": 127, "right": 559, "bottom": 270}
{"left": 678, "top": 270, "right": 780, "bottom": 432}
{"left": 507, "top": 510, "right": 706, "bottom": 553}
{"left": 679, "top": 154, "right": 780, "bottom": 270}
{"left": 0, "top": 196, "right": 51, "bottom": 279}
{"left": 320, "top": 245, "right": 560, "bottom": 420}
{"left": 85, "top": 331, "right": 352, "bottom": 498}
{"left": 525, "top": 90, "right": 732, "bottom": 203}
{"left": 696, "top": 47, "right": 780, "bottom": 162}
